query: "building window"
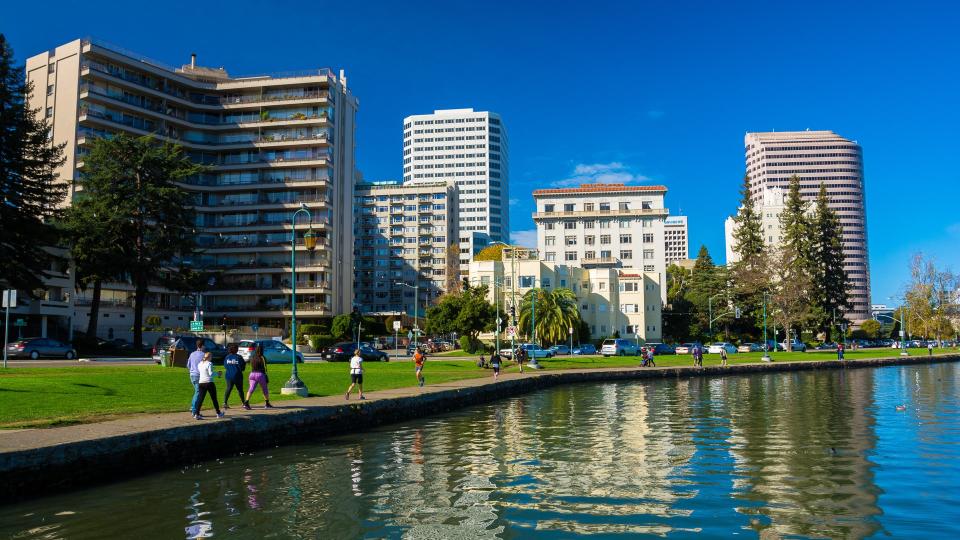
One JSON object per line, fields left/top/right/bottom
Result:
{"left": 544, "top": 204, "right": 555, "bottom": 212}
{"left": 644, "top": 265, "right": 655, "bottom": 271}
{"left": 643, "top": 249, "right": 655, "bottom": 260}
{"left": 619, "top": 202, "right": 630, "bottom": 210}
{"left": 545, "top": 222, "right": 555, "bottom": 230}
{"left": 583, "top": 220, "right": 595, "bottom": 229}
{"left": 46, "top": 84, "right": 54, "bottom": 96}
{"left": 519, "top": 276, "right": 535, "bottom": 288}
{"left": 565, "top": 236, "right": 577, "bottom": 246}
{"left": 584, "top": 250, "right": 595, "bottom": 259}
{"left": 544, "top": 236, "right": 556, "bottom": 246}
{"left": 599, "top": 282, "right": 606, "bottom": 291}
{"left": 542, "top": 277, "right": 551, "bottom": 288}
{"left": 643, "top": 233, "right": 654, "bottom": 243}
{"left": 545, "top": 252, "right": 556, "bottom": 261}
{"left": 599, "top": 220, "right": 610, "bottom": 229}
{"left": 565, "top": 251, "right": 577, "bottom": 261}
{"left": 620, "top": 250, "right": 633, "bottom": 259}
{"left": 45, "top": 107, "right": 52, "bottom": 118}
{"left": 620, "top": 234, "right": 632, "bottom": 243}
{"left": 584, "top": 203, "right": 595, "bottom": 211}
{"left": 563, "top": 203, "right": 575, "bottom": 212}
{"left": 600, "top": 235, "right": 611, "bottom": 245}
{"left": 600, "top": 250, "right": 611, "bottom": 258}
{"left": 563, "top": 221, "right": 576, "bottom": 230}
{"left": 584, "top": 235, "right": 595, "bottom": 245}
{"left": 599, "top": 202, "right": 610, "bottom": 211}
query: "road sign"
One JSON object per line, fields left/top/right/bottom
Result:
{"left": 506, "top": 326, "right": 517, "bottom": 338}
{"left": 251, "top": 323, "right": 259, "bottom": 332}
{"left": 2, "top": 290, "right": 15, "bottom": 308}
{"left": 189, "top": 320, "right": 204, "bottom": 332}
{"left": 569, "top": 326, "right": 574, "bottom": 334}
{"left": 393, "top": 320, "right": 402, "bottom": 331}
{"left": 497, "top": 317, "right": 502, "bottom": 325}
{"left": 14, "top": 319, "right": 26, "bottom": 327}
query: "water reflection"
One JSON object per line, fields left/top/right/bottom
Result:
{"left": 1, "top": 363, "right": 958, "bottom": 539}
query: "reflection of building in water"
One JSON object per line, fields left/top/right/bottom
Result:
{"left": 727, "top": 369, "right": 881, "bottom": 538}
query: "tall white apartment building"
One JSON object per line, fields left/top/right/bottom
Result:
{"left": 744, "top": 131, "right": 871, "bottom": 322}
{"left": 353, "top": 181, "right": 459, "bottom": 316}
{"left": 532, "top": 184, "right": 669, "bottom": 303}
{"left": 663, "top": 216, "right": 689, "bottom": 264}
{"left": 27, "top": 38, "right": 357, "bottom": 337}
{"left": 402, "top": 108, "right": 509, "bottom": 274}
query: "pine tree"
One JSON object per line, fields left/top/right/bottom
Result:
{"left": 780, "top": 175, "right": 811, "bottom": 267}
{"left": 809, "top": 183, "right": 850, "bottom": 339}
{"left": 687, "top": 245, "right": 727, "bottom": 340}
{"left": 76, "top": 134, "right": 202, "bottom": 349}
{"left": 0, "top": 34, "right": 67, "bottom": 294}
{"left": 775, "top": 175, "right": 814, "bottom": 340}
{"left": 732, "top": 173, "right": 764, "bottom": 262}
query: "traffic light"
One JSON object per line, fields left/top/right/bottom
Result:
{"left": 510, "top": 306, "right": 516, "bottom": 318}
{"left": 221, "top": 314, "right": 227, "bottom": 330}
{"left": 735, "top": 307, "right": 742, "bottom": 319}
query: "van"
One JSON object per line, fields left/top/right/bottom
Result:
{"left": 601, "top": 338, "right": 639, "bottom": 357}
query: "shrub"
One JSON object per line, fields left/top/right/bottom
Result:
{"left": 459, "top": 335, "right": 473, "bottom": 353}
{"left": 310, "top": 334, "right": 336, "bottom": 351}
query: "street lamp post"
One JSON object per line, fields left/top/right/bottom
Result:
{"left": 876, "top": 313, "right": 908, "bottom": 356}
{"left": 528, "top": 278, "right": 543, "bottom": 370}
{"left": 282, "top": 203, "right": 316, "bottom": 397}
{"left": 762, "top": 292, "right": 771, "bottom": 362}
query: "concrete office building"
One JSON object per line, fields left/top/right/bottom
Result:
{"left": 402, "top": 108, "right": 509, "bottom": 275}
{"left": 27, "top": 38, "right": 357, "bottom": 337}
{"left": 353, "top": 181, "right": 459, "bottom": 316}
{"left": 743, "top": 130, "right": 871, "bottom": 322}
{"left": 532, "top": 183, "right": 669, "bottom": 303}
{"left": 468, "top": 255, "right": 662, "bottom": 343}
{"left": 725, "top": 187, "right": 790, "bottom": 265}
{"left": 664, "top": 216, "right": 689, "bottom": 264}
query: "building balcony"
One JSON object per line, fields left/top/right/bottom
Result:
{"left": 533, "top": 208, "right": 669, "bottom": 220}
{"left": 176, "top": 175, "right": 330, "bottom": 191}
{"left": 581, "top": 257, "right": 621, "bottom": 268}
{"left": 193, "top": 198, "right": 330, "bottom": 212}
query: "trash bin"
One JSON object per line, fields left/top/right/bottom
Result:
{"left": 159, "top": 349, "right": 171, "bottom": 367}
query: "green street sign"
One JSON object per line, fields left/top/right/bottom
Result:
{"left": 13, "top": 319, "right": 26, "bottom": 327}
{"left": 190, "top": 320, "right": 204, "bottom": 332}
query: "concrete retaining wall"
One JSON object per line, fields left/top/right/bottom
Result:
{"left": 1, "top": 354, "right": 958, "bottom": 504}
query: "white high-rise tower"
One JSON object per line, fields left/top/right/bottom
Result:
{"left": 403, "top": 108, "right": 509, "bottom": 276}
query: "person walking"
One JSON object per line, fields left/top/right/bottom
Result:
{"left": 647, "top": 346, "right": 656, "bottom": 367}
{"left": 928, "top": 341, "right": 934, "bottom": 356}
{"left": 719, "top": 346, "right": 728, "bottom": 367}
{"left": 346, "top": 348, "right": 365, "bottom": 400}
{"left": 222, "top": 343, "right": 248, "bottom": 409}
{"left": 491, "top": 351, "right": 502, "bottom": 380}
{"left": 414, "top": 347, "right": 425, "bottom": 387}
{"left": 193, "top": 352, "right": 224, "bottom": 420}
{"left": 837, "top": 342, "right": 845, "bottom": 361}
{"left": 186, "top": 339, "right": 206, "bottom": 415}
{"left": 694, "top": 344, "right": 703, "bottom": 367}
{"left": 243, "top": 343, "right": 273, "bottom": 409}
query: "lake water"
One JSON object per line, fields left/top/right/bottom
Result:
{"left": 1, "top": 362, "right": 958, "bottom": 539}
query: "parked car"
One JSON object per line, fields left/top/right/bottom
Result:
{"left": 601, "top": 338, "right": 639, "bottom": 357}
{"left": 780, "top": 339, "right": 807, "bottom": 352}
{"left": 644, "top": 343, "right": 676, "bottom": 355}
{"left": 6, "top": 337, "right": 78, "bottom": 359}
{"left": 814, "top": 342, "right": 838, "bottom": 350}
{"left": 572, "top": 343, "right": 597, "bottom": 355}
{"left": 737, "top": 343, "right": 764, "bottom": 353}
{"left": 549, "top": 345, "right": 571, "bottom": 355}
{"left": 675, "top": 342, "right": 702, "bottom": 355}
{"left": 152, "top": 335, "right": 227, "bottom": 364}
{"left": 322, "top": 342, "right": 389, "bottom": 362}
{"left": 708, "top": 342, "right": 738, "bottom": 354}
{"left": 520, "top": 343, "right": 554, "bottom": 358}
{"left": 238, "top": 339, "right": 305, "bottom": 364}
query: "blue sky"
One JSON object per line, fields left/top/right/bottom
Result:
{"left": 7, "top": 0, "right": 960, "bottom": 304}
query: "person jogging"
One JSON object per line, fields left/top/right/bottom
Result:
{"left": 491, "top": 351, "right": 502, "bottom": 380}
{"left": 186, "top": 339, "right": 206, "bottom": 415}
{"left": 222, "top": 343, "right": 248, "bottom": 409}
{"left": 346, "top": 348, "right": 365, "bottom": 400}
{"left": 193, "top": 352, "right": 224, "bottom": 420}
{"left": 243, "top": 343, "right": 273, "bottom": 409}
{"left": 414, "top": 347, "right": 425, "bottom": 387}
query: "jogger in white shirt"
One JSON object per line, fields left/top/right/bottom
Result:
{"left": 345, "top": 349, "right": 365, "bottom": 400}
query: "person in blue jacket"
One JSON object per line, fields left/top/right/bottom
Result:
{"left": 222, "top": 343, "right": 248, "bottom": 409}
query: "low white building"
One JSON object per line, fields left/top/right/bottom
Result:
{"left": 468, "top": 252, "right": 662, "bottom": 345}
{"left": 725, "top": 187, "right": 788, "bottom": 266}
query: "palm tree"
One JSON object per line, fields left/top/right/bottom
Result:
{"left": 517, "top": 287, "right": 580, "bottom": 345}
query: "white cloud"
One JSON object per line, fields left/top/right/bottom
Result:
{"left": 510, "top": 229, "right": 538, "bottom": 248}
{"left": 647, "top": 109, "right": 666, "bottom": 119}
{"left": 552, "top": 162, "right": 653, "bottom": 187}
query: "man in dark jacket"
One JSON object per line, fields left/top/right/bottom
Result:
{"left": 222, "top": 343, "right": 248, "bottom": 409}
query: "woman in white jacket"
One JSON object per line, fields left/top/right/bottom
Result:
{"left": 193, "top": 352, "right": 225, "bottom": 420}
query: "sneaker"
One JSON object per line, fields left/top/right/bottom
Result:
{"left": 242, "top": 403, "right": 251, "bottom": 410}
{"left": 359, "top": 395, "right": 366, "bottom": 400}
{"left": 195, "top": 414, "right": 204, "bottom": 420}
{"left": 419, "top": 378, "right": 424, "bottom": 387}
{"left": 217, "top": 412, "right": 225, "bottom": 419}
{"left": 224, "top": 404, "right": 230, "bottom": 409}
{"left": 264, "top": 402, "right": 274, "bottom": 409}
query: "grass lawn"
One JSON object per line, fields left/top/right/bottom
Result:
{"left": 0, "top": 348, "right": 954, "bottom": 429}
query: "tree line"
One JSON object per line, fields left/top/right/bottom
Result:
{"left": 664, "top": 174, "right": 852, "bottom": 349}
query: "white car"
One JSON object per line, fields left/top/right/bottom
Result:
{"left": 707, "top": 342, "right": 737, "bottom": 354}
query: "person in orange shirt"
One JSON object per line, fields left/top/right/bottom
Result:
{"left": 414, "top": 348, "right": 425, "bottom": 387}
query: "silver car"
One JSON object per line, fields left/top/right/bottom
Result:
{"left": 6, "top": 337, "right": 78, "bottom": 359}
{"left": 601, "top": 338, "right": 639, "bottom": 357}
